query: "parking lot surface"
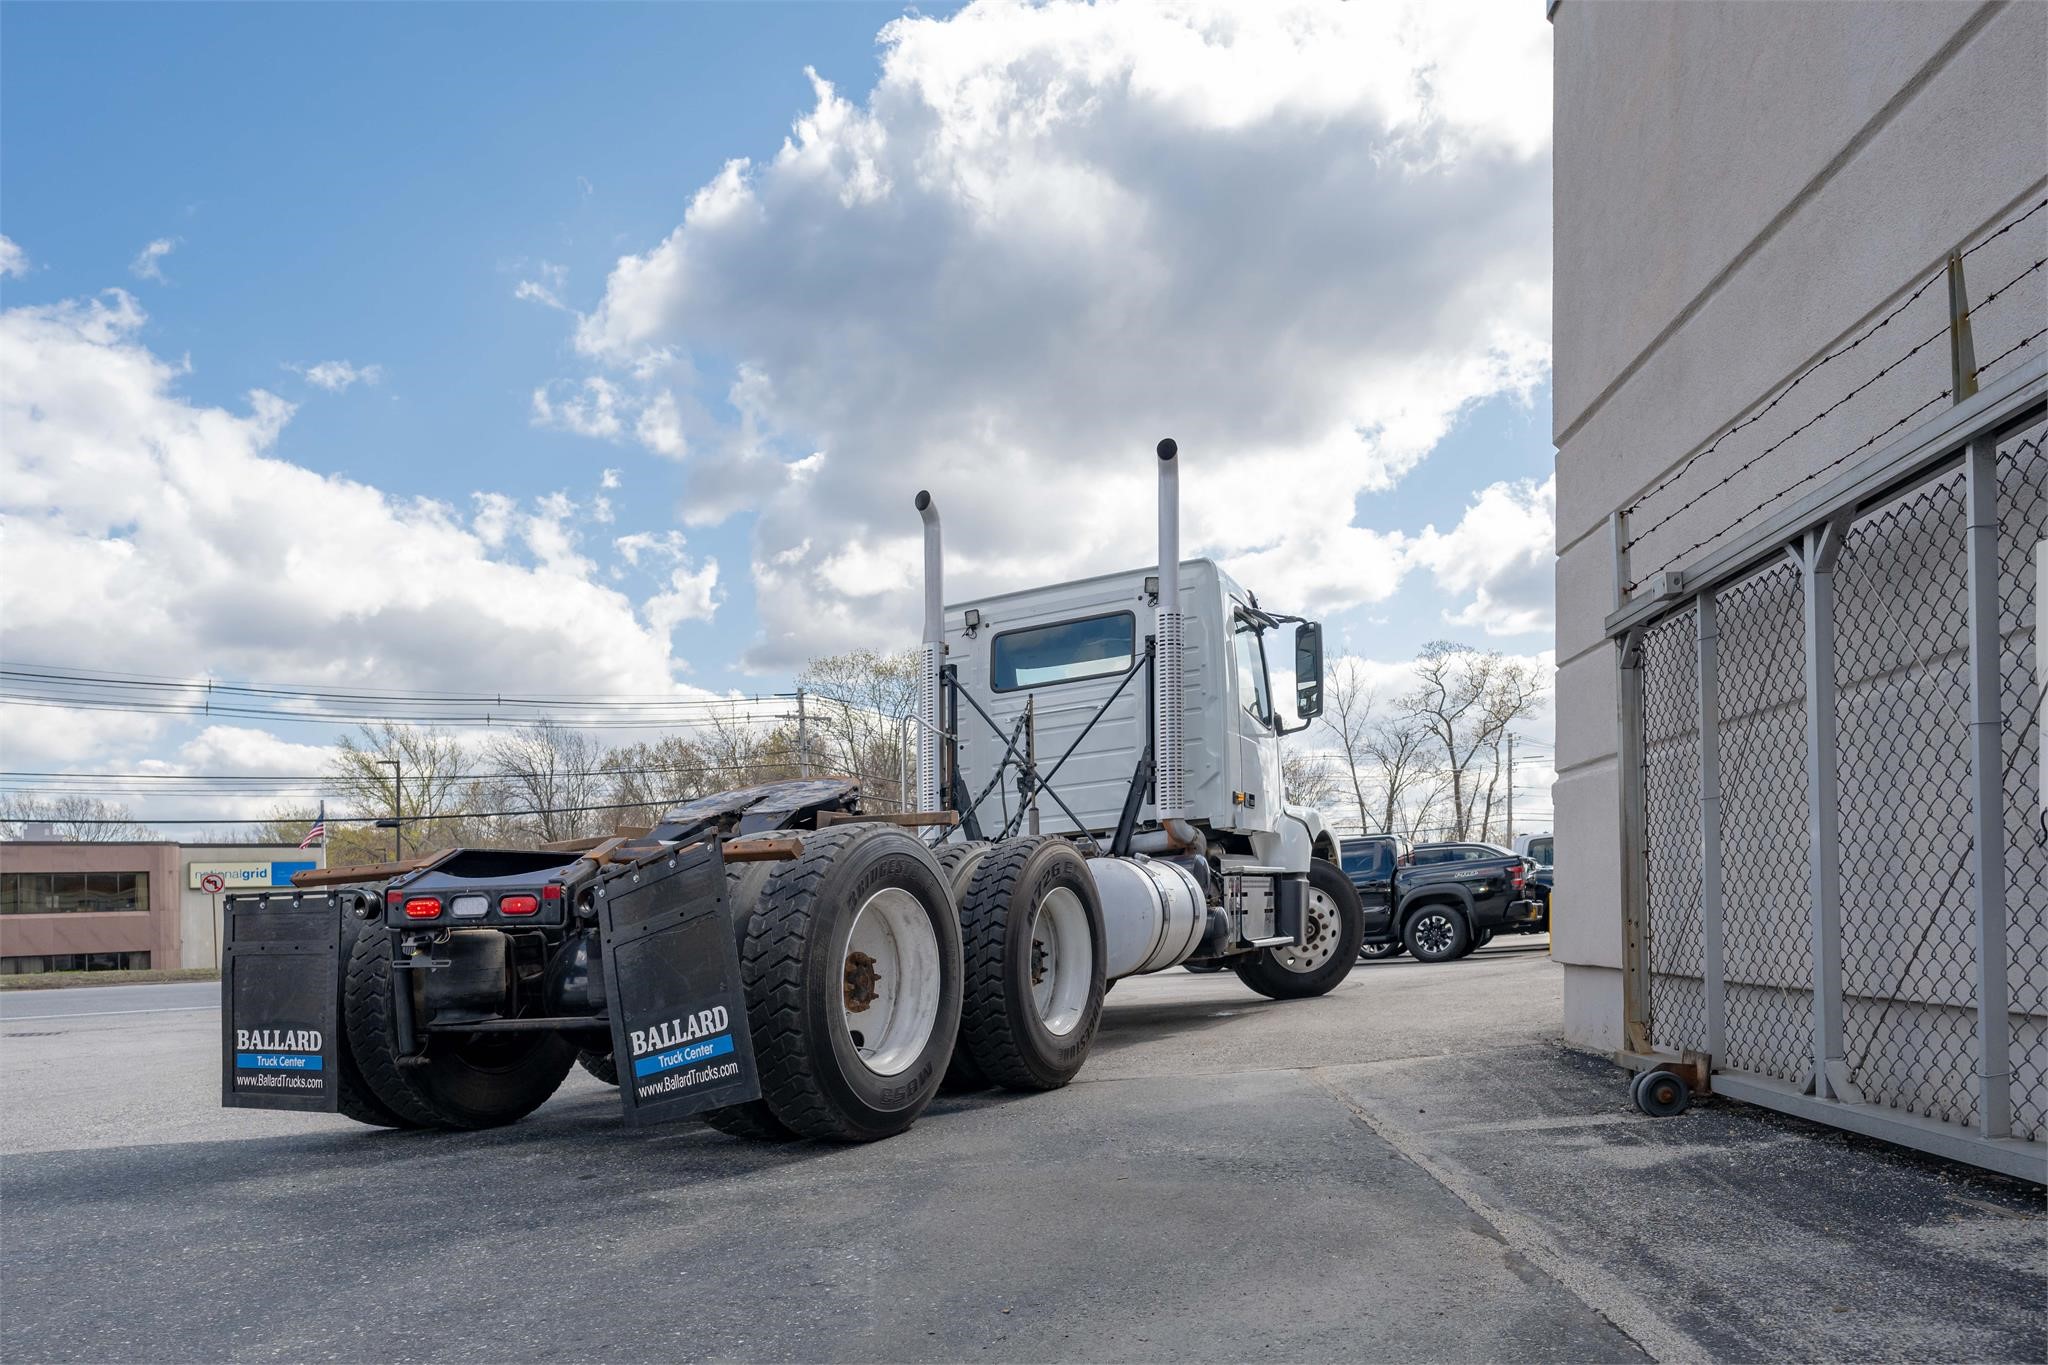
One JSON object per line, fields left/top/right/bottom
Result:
{"left": 3, "top": 939, "right": 2041, "bottom": 1363}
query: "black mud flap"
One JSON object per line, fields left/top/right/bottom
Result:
{"left": 598, "top": 841, "right": 762, "bottom": 1124}
{"left": 220, "top": 892, "right": 340, "bottom": 1112}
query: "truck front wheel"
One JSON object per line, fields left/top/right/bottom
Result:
{"left": 1232, "top": 858, "right": 1365, "bottom": 1000}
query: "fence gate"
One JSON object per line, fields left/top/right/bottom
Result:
{"left": 1606, "top": 204, "right": 2047, "bottom": 1180}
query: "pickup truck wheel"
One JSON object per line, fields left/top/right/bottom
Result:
{"left": 1358, "top": 940, "right": 1405, "bottom": 961}
{"left": 1402, "top": 904, "right": 1470, "bottom": 963}
{"left": 743, "top": 824, "right": 963, "bottom": 1141}
{"left": 1232, "top": 859, "right": 1365, "bottom": 1000}
{"left": 341, "top": 925, "right": 575, "bottom": 1129}
{"left": 955, "top": 837, "right": 1107, "bottom": 1091}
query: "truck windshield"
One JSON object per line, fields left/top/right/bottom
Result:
{"left": 991, "top": 611, "right": 1136, "bottom": 690}
{"left": 1232, "top": 613, "right": 1271, "bottom": 725}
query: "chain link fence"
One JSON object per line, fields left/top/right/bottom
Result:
{"left": 1628, "top": 425, "right": 2046, "bottom": 1158}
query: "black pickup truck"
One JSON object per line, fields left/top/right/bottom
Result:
{"left": 1339, "top": 836, "right": 1546, "bottom": 963}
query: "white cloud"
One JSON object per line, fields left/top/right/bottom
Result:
{"left": 129, "top": 238, "right": 177, "bottom": 282}
{"left": 1409, "top": 475, "right": 1555, "bottom": 637}
{"left": 0, "top": 236, "right": 27, "bottom": 279}
{"left": 557, "top": 0, "right": 1551, "bottom": 668}
{"left": 0, "top": 289, "right": 716, "bottom": 767}
{"left": 292, "top": 359, "right": 383, "bottom": 392}
{"left": 646, "top": 560, "right": 723, "bottom": 633}
{"left": 514, "top": 262, "right": 571, "bottom": 312}
{"left": 531, "top": 376, "right": 624, "bottom": 439}
{"left": 600, "top": 467, "right": 622, "bottom": 490}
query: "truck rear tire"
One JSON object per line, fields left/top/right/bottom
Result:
{"left": 576, "top": 1049, "right": 619, "bottom": 1086}
{"left": 342, "top": 924, "right": 575, "bottom": 1130}
{"left": 935, "top": 840, "right": 997, "bottom": 1093}
{"left": 954, "top": 836, "right": 1107, "bottom": 1091}
{"left": 703, "top": 862, "right": 799, "bottom": 1142}
{"left": 741, "top": 824, "right": 963, "bottom": 1141}
{"left": 1402, "top": 903, "right": 1470, "bottom": 963}
{"left": 333, "top": 900, "right": 425, "bottom": 1129}
{"left": 1232, "top": 858, "right": 1365, "bottom": 999}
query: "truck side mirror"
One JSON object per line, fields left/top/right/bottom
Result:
{"left": 1293, "top": 621, "right": 1324, "bottom": 720}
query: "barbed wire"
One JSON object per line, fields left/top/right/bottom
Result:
{"left": 1960, "top": 194, "right": 2046, "bottom": 258}
{"left": 1971, "top": 323, "right": 2048, "bottom": 381}
{"left": 1621, "top": 248, "right": 2047, "bottom": 590}
{"left": 1620, "top": 193, "right": 2046, "bottom": 525}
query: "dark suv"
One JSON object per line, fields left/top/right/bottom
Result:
{"left": 1340, "top": 836, "right": 1546, "bottom": 963}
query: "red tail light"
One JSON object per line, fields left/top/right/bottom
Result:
{"left": 541, "top": 884, "right": 564, "bottom": 902}
{"left": 499, "top": 894, "right": 539, "bottom": 917}
{"left": 1511, "top": 863, "right": 1526, "bottom": 888}
{"left": 403, "top": 896, "right": 442, "bottom": 920}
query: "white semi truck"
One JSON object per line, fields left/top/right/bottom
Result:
{"left": 218, "top": 439, "right": 1365, "bottom": 1141}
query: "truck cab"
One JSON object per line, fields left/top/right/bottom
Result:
{"left": 943, "top": 557, "right": 1341, "bottom": 873}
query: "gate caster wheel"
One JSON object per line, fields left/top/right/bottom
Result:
{"left": 1633, "top": 1068, "right": 1691, "bottom": 1117}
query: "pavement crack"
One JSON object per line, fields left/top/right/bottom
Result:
{"left": 1306, "top": 1066, "right": 1701, "bottom": 1365}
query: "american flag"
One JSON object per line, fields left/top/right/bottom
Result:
{"left": 298, "top": 802, "right": 327, "bottom": 849}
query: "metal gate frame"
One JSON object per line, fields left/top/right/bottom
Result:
{"left": 1605, "top": 348, "right": 2047, "bottom": 1183}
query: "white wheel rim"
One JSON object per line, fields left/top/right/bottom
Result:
{"left": 837, "top": 886, "right": 942, "bottom": 1077}
{"left": 1273, "top": 887, "right": 1342, "bottom": 974}
{"left": 1029, "top": 886, "right": 1093, "bottom": 1036}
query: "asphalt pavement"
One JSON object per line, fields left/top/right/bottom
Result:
{"left": 0, "top": 980, "right": 219, "bottom": 1021}
{"left": 2, "top": 938, "right": 2041, "bottom": 1363}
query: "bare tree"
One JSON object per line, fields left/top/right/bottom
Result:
{"left": 1398, "top": 641, "right": 1545, "bottom": 840}
{"left": 330, "top": 723, "right": 492, "bottom": 858}
{"left": 1364, "top": 713, "right": 1436, "bottom": 838}
{"left": 484, "top": 720, "right": 609, "bottom": 842}
{"left": 0, "top": 794, "right": 153, "bottom": 841}
{"left": 796, "top": 649, "right": 917, "bottom": 810}
{"left": 1279, "top": 740, "right": 1340, "bottom": 810}
{"left": 1317, "top": 657, "right": 1379, "bottom": 833}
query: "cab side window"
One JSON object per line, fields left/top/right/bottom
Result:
{"left": 1232, "top": 613, "right": 1272, "bottom": 726}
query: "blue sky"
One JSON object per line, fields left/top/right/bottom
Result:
{"left": 0, "top": 1, "right": 1556, "bottom": 823}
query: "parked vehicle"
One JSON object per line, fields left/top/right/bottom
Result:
{"left": 220, "top": 439, "right": 1364, "bottom": 1143}
{"left": 1513, "top": 832, "right": 1553, "bottom": 867}
{"left": 1340, "top": 836, "right": 1545, "bottom": 964}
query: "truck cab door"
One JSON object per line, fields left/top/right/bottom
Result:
{"left": 1228, "top": 608, "right": 1280, "bottom": 833}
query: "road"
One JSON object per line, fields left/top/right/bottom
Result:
{"left": 3, "top": 938, "right": 2041, "bottom": 1363}
{"left": 0, "top": 980, "right": 218, "bottom": 1021}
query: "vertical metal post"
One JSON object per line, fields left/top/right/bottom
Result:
{"left": 795, "top": 689, "right": 809, "bottom": 779}
{"left": 1947, "top": 250, "right": 1978, "bottom": 404}
{"left": 1024, "top": 697, "right": 1041, "bottom": 836}
{"left": 897, "top": 716, "right": 909, "bottom": 814}
{"left": 1611, "top": 509, "right": 1632, "bottom": 614}
{"left": 1617, "top": 628, "right": 1653, "bottom": 1054}
{"left": 1964, "top": 437, "right": 2012, "bottom": 1137}
{"left": 1796, "top": 524, "right": 1853, "bottom": 1101}
{"left": 1695, "top": 592, "right": 1728, "bottom": 1060}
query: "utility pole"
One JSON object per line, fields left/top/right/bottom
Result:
{"left": 1505, "top": 733, "right": 1515, "bottom": 849}
{"left": 795, "top": 689, "right": 809, "bottom": 778}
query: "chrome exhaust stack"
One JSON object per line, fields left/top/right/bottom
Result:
{"left": 1151, "top": 439, "right": 1201, "bottom": 854}
{"left": 914, "top": 490, "right": 944, "bottom": 814}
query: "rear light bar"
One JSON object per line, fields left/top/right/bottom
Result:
{"left": 403, "top": 896, "right": 443, "bottom": 920}
{"left": 499, "top": 894, "right": 539, "bottom": 917}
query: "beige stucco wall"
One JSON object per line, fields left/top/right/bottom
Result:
{"left": 1550, "top": 0, "right": 2048, "bottom": 1050}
